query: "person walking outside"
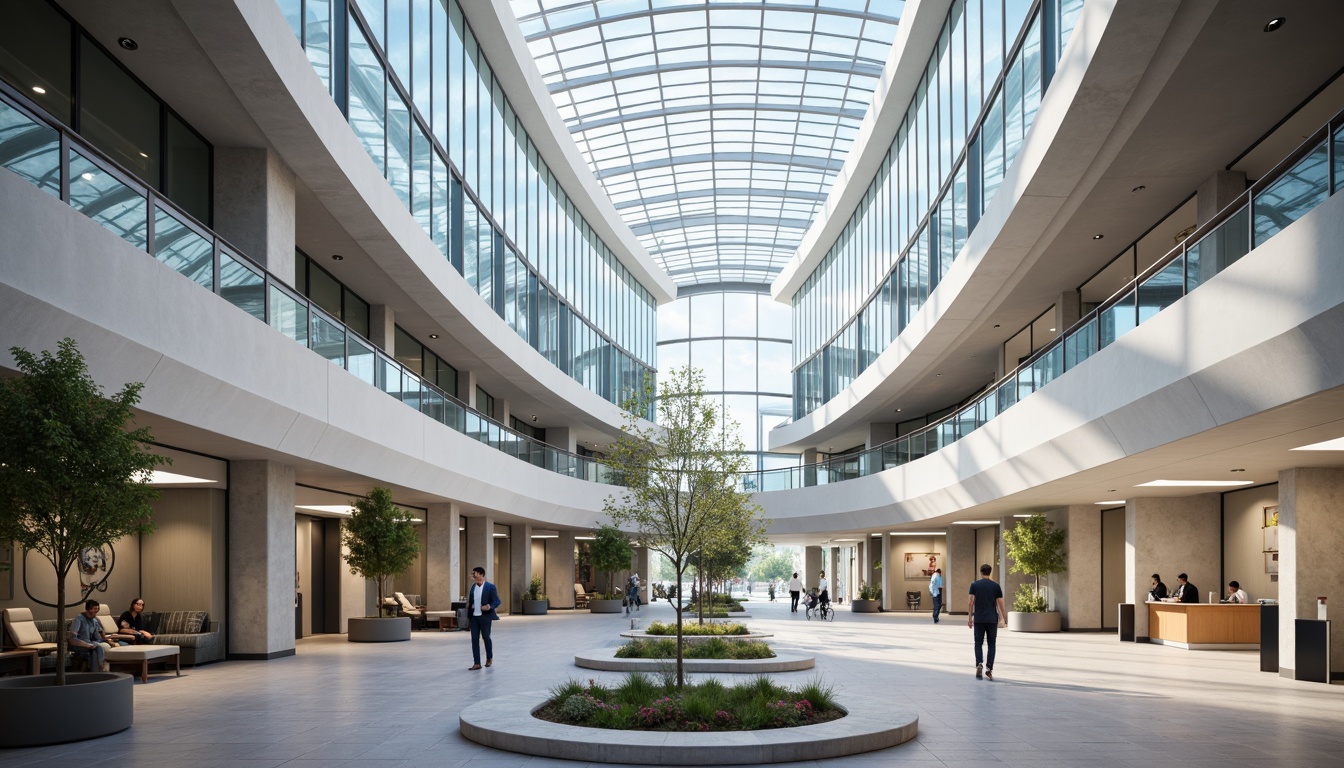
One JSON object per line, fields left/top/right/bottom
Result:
{"left": 788, "top": 572, "right": 803, "bottom": 613}
{"left": 968, "top": 564, "right": 1006, "bottom": 680}
{"left": 625, "top": 572, "right": 642, "bottom": 615}
{"left": 929, "top": 568, "right": 944, "bottom": 623}
{"left": 466, "top": 566, "right": 501, "bottom": 670}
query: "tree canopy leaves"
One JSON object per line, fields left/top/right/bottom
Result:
{"left": 341, "top": 487, "right": 422, "bottom": 615}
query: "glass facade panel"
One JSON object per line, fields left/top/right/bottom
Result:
{"left": 69, "top": 152, "right": 147, "bottom": 249}
{"left": 269, "top": 285, "right": 309, "bottom": 346}
{"left": 0, "top": 0, "right": 72, "bottom": 123}
{"left": 0, "top": 99, "right": 60, "bottom": 197}
{"left": 219, "top": 251, "right": 265, "bottom": 322}
{"left": 1252, "top": 141, "right": 1329, "bottom": 247}
{"left": 80, "top": 38, "right": 160, "bottom": 186}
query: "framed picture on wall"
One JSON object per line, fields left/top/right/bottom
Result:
{"left": 1263, "top": 505, "right": 1279, "bottom": 553}
{"left": 904, "top": 552, "right": 941, "bottom": 579}
{"left": 1265, "top": 552, "right": 1279, "bottom": 575}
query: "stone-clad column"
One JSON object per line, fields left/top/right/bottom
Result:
{"left": 804, "top": 546, "right": 823, "bottom": 594}
{"left": 1125, "top": 495, "right": 1220, "bottom": 640}
{"left": 228, "top": 460, "right": 295, "bottom": 659}
{"left": 425, "top": 503, "right": 460, "bottom": 610}
{"left": 1277, "top": 467, "right": 1344, "bottom": 680}
{"left": 947, "top": 525, "right": 976, "bottom": 616}
{"left": 212, "top": 148, "right": 296, "bottom": 285}
{"left": 1044, "top": 506, "right": 1102, "bottom": 629}
{"left": 630, "top": 545, "right": 650, "bottom": 603}
{"left": 465, "top": 515, "right": 496, "bottom": 583}
{"left": 546, "top": 532, "right": 576, "bottom": 608}
{"left": 509, "top": 523, "right": 533, "bottom": 614}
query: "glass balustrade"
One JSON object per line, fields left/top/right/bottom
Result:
{"left": 743, "top": 114, "right": 1342, "bottom": 493}
{"left": 0, "top": 89, "right": 615, "bottom": 486}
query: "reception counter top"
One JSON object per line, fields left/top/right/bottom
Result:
{"left": 1148, "top": 602, "right": 1261, "bottom": 649}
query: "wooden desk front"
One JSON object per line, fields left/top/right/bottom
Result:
{"left": 1148, "top": 603, "right": 1260, "bottom": 649}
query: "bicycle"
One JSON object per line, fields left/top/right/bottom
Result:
{"left": 804, "top": 595, "right": 834, "bottom": 621}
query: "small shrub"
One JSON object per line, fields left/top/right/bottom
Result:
{"left": 645, "top": 620, "right": 748, "bottom": 636}
{"left": 1013, "top": 583, "right": 1049, "bottom": 613}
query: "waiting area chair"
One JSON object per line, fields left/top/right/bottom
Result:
{"left": 2, "top": 607, "right": 59, "bottom": 656}
{"left": 574, "top": 584, "right": 590, "bottom": 609}
{"left": 906, "top": 591, "right": 922, "bottom": 610}
{"left": 393, "top": 592, "right": 425, "bottom": 629}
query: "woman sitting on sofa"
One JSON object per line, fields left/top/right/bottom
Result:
{"left": 119, "top": 598, "right": 154, "bottom": 644}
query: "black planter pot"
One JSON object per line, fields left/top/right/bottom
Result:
{"left": 0, "top": 672, "right": 134, "bottom": 747}
{"left": 521, "top": 599, "right": 549, "bottom": 615}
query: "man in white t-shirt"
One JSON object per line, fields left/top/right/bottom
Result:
{"left": 817, "top": 570, "right": 830, "bottom": 606}
{"left": 1224, "top": 581, "right": 1251, "bottom": 604}
{"left": 788, "top": 572, "right": 803, "bottom": 613}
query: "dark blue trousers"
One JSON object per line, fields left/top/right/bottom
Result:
{"left": 973, "top": 622, "right": 998, "bottom": 668}
{"left": 469, "top": 615, "right": 493, "bottom": 665}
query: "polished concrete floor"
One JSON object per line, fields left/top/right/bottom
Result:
{"left": 1, "top": 595, "right": 1341, "bottom": 767}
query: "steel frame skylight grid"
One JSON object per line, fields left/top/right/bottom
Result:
{"left": 512, "top": 0, "right": 902, "bottom": 286}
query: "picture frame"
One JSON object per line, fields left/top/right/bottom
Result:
{"left": 1263, "top": 504, "right": 1278, "bottom": 554}
{"left": 1265, "top": 552, "right": 1279, "bottom": 575}
{"left": 904, "top": 552, "right": 941, "bottom": 579}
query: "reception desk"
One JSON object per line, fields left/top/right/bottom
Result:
{"left": 1148, "top": 603, "right": 1260, "bottom": 649}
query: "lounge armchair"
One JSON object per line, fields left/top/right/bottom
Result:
{"left": 574, "top": 583, "right": 590, "bottom": 609}
{"left": 394, "top": 592, "right": 425, "bottom": 628}
{"left": 2, "top": 608, "right": 59, "bottom": 656}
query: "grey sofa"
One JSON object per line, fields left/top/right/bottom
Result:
{"left": 37, "top": 610, "right": 223, "bottom": 666}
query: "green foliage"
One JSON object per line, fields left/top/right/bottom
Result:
{"left": 645, "top": 620, "right": 747, "bottom": 636}
{"left": 541, "top": 673, "right": 832, "bottom": 731}
{"left": 527, "top": 574, "right": 545, "bottom": 600}
{"left": 0, "top": 339, "right": 164, "bottom": 685}
{"left": 1002, "top": 514, "right": 1068, "bottom": 610}
{"left": 341, "top": 487, "right": 421, "bottom": 614}
{"left": 589, "top": 522, "right": 633, "bottom": 594}
{"left": 749, "top": 548, "right": 795, "bottom": 582}
{"left": 797, "top": 677, "right": 837, "bottom": 711}
{"left": 1013, "top": 583, "right": 1050, "bottom": 613}
{"left": 602, "top": 366, "right": 769, "bottom": 687}
{"left": 615, "top": 638, "right": 774, "bottom": 660}
{"left": 858, "top": 583, "right": 882, "bottom": 601}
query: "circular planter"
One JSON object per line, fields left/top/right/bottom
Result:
{"left": 620, "top": 630, "right": 771, "bottom": 644}
{"left": 1007, "top": 611, "right": 1062, "bottom": 632}
{"left": 521, "top": 600, "right": 549, "bottom": 615}
{"left": 460, "top": 691, "right": 917, "bottom": 764}
{"left": 348, "top": 616, "right": 412, "bottom": 642}
{"left": 589, "top": 599, "right": 624, "bottom": 614}
{"left": 574, "top": 647, "right": 814, "bottom": 674}
{"left": 0, "top": 672, "right": 133, "bottom": 747}
{"left": 850, "top": 599, "right": 880, "bottom": 613}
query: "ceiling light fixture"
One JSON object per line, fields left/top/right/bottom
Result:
{"left": 1264, "top": 17, "right": 1285, "bottom": 32}
{"left": 1292, "top": 436, "right": 1344, "bottom": 451}
{"left": 888, "top": 531, "right": 947, "bottom": 536}
{"left": 1136, "top": 479, "right": 1255, "bottom": 488}
{"left": 952, "top": 520, "right": 1000, "bottom": 525}
{"left": 531, "top": 414, "right": 538, "bottom": 422}
{"left": 1049, "top": 328, "right": 1056, "bottom": 332}
{"left": 531, "top": 534, "right": 558, "bottom": 539}
{"left": 31, "top": 85, "right": 46, "bottom": 94}
{"left": 429, "top": 334, "right": 439, "bottom": 339}
{"left": 296, "top": 504, "right": 354, "bottom": 516}
{"left": 1094, "top": 501, "right": 1126, "bottom": 506}
{"left": 118, "top": 37, "right": 138, "bottom": 51}
{"left": 575, "top": 535, "right": 596, "bottom": 541}
{"left": 331, "top": 254, "right": 344, "bottom": 261}
{"left": 1092, "top": 234, "right": 1104, "bottom": 240}
{"left": 1012, "top": 514, "right": 1033, "bottom": 518}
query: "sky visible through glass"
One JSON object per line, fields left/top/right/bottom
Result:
{"left": 511, "top": 0, "right": 903, "bottom": 286}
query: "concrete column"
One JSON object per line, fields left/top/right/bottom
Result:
{"left": 881, "top": 534, "right": 893, "bottom": 611}
{"left": 1044, "top": 506, "right": 1102, "bottom": 629}
{"left": 460, "top": 370, "right": 479, "bottom": 408}
{"left": 547, "top": 427, "right": 578, "bottom": 453}
{"left": 802, "top": 448, "right": 818, "bottom": 486}
{"left": 368, "top": 305, "right": 395, "bottom": 353}
{"left": 630, "top": 546, "right": 650, "bottom": 603}
{"left": 1277, "top": 467, "right": 1344, "bottom": 680}
{"left": 866, "top": 423, "right": 896, "bottom": 449}
{"left": 498, "top": 398, "right": 511, "bottom": 425}
{"left": 828, "top": 546, "right": 840, "bottom": 598}
{"left": 1125, "top": 494, "right": 1220, "bottom": 640}
{"left": 1195, "top": 170, "right": 1249, "bottom": 283}
{"left": 336, "top": 524, "right": 368, "bottom": 632}
{"left": 228, "top": 460, "right": 295, "bottom": 659}
{"left": 425, "top": 503, "right": 461, "bottom": 610}
{"left": 465, "top": 515, "right": 496, "bottom": 584}
{"left": 948, "top": 525, "right": 975, "bottom": 616}
{"left": 1053, "top": 291, "right": 1081, "bottom": 339}
{"left": 805, "top": 546, "right": 823, "bottom": 593}
{"left": 546, "top": 532, "right": 576, "bottom": 608}
{"left": 508, "top": 522, "right": 532, "bottom": 614}
{"left": 999, "top": 516, "right": 1031, "bottom": 611}
{"left": 212, "top": 148, "right": 296, "bottom": 285}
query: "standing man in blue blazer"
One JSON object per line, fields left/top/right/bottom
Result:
{"left": 467, "top": 566, "right": 501, "bottom": 670}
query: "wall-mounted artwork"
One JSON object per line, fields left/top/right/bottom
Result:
{"left": 1265, "top": 552, "right": 1279, "bottom": 575}
{"left": 1263, "top": 505, "right": 1278, "bottom": 572}
{"left": 904, "top": 552, "right": 941, "bottom": 579}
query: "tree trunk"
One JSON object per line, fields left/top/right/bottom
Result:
{"left": 55, "top": 560, "right": 67, "bottom": 686}
{"left": 674, "top": 563, "right": 685, "bottom": 689}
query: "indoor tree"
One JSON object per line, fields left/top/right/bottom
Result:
{"left": 0, "top": 339, "right": 165, "bottom": 685}
{"left": 341, "top": 486, "right": 421, "bottom": 615}
{"left": 588, "top": 522, "right": 633, "bottom": 598}
{"left": 602, "top": 365, "right": 768, "bottom": 687}
{"left": 1002, "top": 514, "right": 1068, "bottom": 612}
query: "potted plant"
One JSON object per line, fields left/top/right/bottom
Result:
{"left": 851, "top": 583, "right": 882, "bottom": 613}
{"left": 1002, "top": 514, "right": 1067, "bottom": 632}
{"left": 588, "top": 523, "right": 632, "bottom": 613}
{"left": 0, "top": 339, "right": 163, "bottom": 746}
{"left": 342, "top": 487, "right": 422, "bottom": 642}
{"left": 521, "top": 575, "right": 549, "bottom": 615}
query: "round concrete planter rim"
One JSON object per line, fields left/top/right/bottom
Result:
{"left": 460, "top": 690, "right": 917, "bottom": 764}
{"left": 1007, "top": 611, "right": 1062, "bottom": 632}
{"left": 850, "top": 600, "right": 881, "bottom": 612}
{"left": 521, "top": 600, "right": 549, "bottom": 615}
{"left": 0, "top": 672, "right": 133, "bottom": 747}
{"left": 574, "top": 647, "right": 815, "bottom": 673}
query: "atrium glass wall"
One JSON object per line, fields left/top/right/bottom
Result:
{"left": 0, "top": 0, "right": 213, "bottom": 224}
{"left": 657, "top": 289, "right": 797, "bottom": 478}
{"left": 280, "top": 0, "right": 657, "bottom": 417}
{"left": 791, "top": 0, "right": 1082, "bottom": 419}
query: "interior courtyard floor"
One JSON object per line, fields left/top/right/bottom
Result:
{"left": 1, "top": 594, "right": 1340, "bottom": 767}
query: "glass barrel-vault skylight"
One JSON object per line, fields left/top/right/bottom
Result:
{"left": 511, "top": 1, "right": 903, "bottom": 287}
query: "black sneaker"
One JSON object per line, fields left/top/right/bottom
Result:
{"left": 975, "top": 664, "right": 983, "bottom": 679}
{"left": 984, "top": 668, "right": 994, "bottom": 681}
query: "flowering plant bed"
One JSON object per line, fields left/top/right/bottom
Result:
{"left": 535, "top": 673, "right": 841, "bottom": 732}
{"left": 614, "top": 638, "right": 774, "bottom": 660}
{"left": 644, "top": 620, "right": 748, "bottom": 636}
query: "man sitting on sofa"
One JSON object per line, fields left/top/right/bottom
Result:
{"left": 69, "top": 599, "right": 123, "bottom": 672}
